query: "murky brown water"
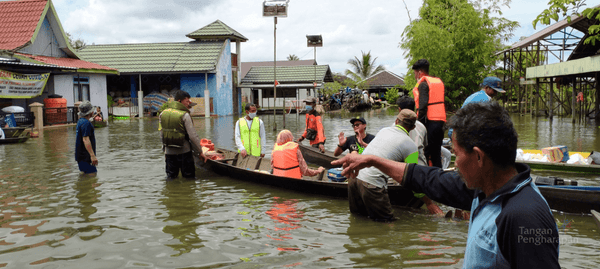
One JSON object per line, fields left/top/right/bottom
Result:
{"left": 0, "top": 107, "right": 599, "bottom": 268}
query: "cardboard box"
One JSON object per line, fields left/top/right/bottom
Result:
{"left": 542, "top": 146, "right": 569, "bottom": 163}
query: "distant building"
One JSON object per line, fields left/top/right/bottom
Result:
{"left": 0, "top": 0, "right": 118, "bottom": 118}
{"left": 361, "top": 70, "right": 405, "bottom": 100}
{"left": 240, "top": 60, "right": 333, "bottom": 109}
{"left": 79, "top": 20, "right": 247, "bottom": 116}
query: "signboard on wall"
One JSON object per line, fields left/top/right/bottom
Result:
{"left": 0, "top": 69, "right": 50, "bottom": 98}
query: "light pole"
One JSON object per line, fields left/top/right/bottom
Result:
{"left": 306, "top": 35, "right": 322, "bottom": 101}
{"left": 263, "top": 0, "right": 289, "bottom": 130}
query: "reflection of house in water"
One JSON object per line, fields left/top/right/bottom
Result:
{"left": 79, "top": 20, "right": 247, "bottom": 117}
{"left": 0, "top": 0, "right": 118, "bottom": 122}
{"left": 240, "top": 60, "right": 334, "bottom": 110}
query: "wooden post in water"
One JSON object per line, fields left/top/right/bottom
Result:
{"left": 549, "top": 78, "right": 554, "bottom": 120}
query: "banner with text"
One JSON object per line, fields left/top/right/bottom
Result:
{"left": 0, "top": 69, "right": 50, "bottom": 99}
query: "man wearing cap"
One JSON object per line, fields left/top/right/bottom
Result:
{"left": 235, "top": 103, "right": 266, "bottom": 157}
{"left": 75, "top": 100, "right": 98, "bottom": 175}
{"left": 448, "top": 76, "right": 505, "bottom": 138}
{"left": 346, "top": 109, "right": 419, "bottom": 221}
{"left": 334, "top": 117, "right": 375, "bottom": 157}
{"left": 412, "top": 59, "right": 446, "bottom": 168}
{"left": 298, "top": 97, "right": 326, "bottom": 153}
{"left": 332, "top": 102, "right": 560, "bottom": 268}
{"left": 159, "top": 90, "right": 206, "bottom": 180}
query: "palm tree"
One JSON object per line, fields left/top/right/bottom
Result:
{"left": 344, "top": 50, "right": 385, "bottom": 81}
{"left": 287, "top": 54, "right": 300, "bottom": 61}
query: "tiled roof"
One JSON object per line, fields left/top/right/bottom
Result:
{"left": 16, "top": 53, "right": 118, "bottom": 73}
{"left": 362, "top": 70, "right": 405, "bottom": 87}
{"left": 77, "top": 41, "right": 225, "bottom": 73}
{"left": 186, "top": 20, "right": 248, "bottom": 42}
{"left": 0, "top": 0, "right": 48, "bottom": 50}
{"left": 1, "top": 56, "right": 76, "bottom": 70}
{"left": 241, "top": 59, "right": 316, "bottom": 78}
{"left": 241, "top": 65, "right": 333, "bottom": 84}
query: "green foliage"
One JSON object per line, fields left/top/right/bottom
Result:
{"left": 287, "top": 54, "right": 300, "bottom": 61}
{"left": 345, "top": 51, "right": 386, "bottom": 82}
{"left": 322, "top": 81, "right": 343, "bottom": 96}
{"left": 66, "top": 32, "right": 87, "bottom": 50}
{"left": 384, "top": 87, "right": 400, "bottom": 104}
{"left": 400, "top": 0, "right": 518, "bottom": 110}
{"left": 533, "top": 1, "right": 600, "bottom": 46}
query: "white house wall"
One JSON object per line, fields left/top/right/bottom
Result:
{"left": 20, "top": 17, "right": 68, "bottom": 58}
{"left": 53, "top": 74, "right": 108, "bottom": 114}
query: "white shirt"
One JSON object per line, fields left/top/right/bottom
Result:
{"left": 234, "top": 117, "right": 266, "bottom": 153}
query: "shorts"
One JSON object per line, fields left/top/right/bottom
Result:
{"left": 347, "top": 177, "right": 395, "bottom": 221}
{"left": 78, "top": 161, "right": 97, "bottom": 174}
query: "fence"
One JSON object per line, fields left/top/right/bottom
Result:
{"left": 42, "top": 106, "right": 77, "bottom": 126}
{"left": 0, "top": 111, "right": 35, "bottom": 126}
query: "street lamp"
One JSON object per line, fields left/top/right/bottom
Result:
{"left": 306, "top": 35, "right": 322, "bottom": 99}
{"left": 263, "top": 0, "right": 289, "bottom": 130}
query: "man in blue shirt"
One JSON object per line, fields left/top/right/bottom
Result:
{"left": 333, "top": 102, "right": 560, "bottom": 268}
{"left": 448, "top": 76, "right": 505, "bottom": 138}
{"left": 75, "top": 101, "right": 98, "bottom": 175}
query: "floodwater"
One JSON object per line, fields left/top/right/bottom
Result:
{"left": 0, "top": 107, "right": 599, "bottom": 268}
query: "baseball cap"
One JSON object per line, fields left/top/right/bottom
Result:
{"left": 303, "top": 97, "right": 317, "bottom": 103}
{"left": 77, "top": 101, "right": 95, "bottom": 117}
{"left": 482, "top": 77, "right": 505, "bottom": 93}
{"left": 397, "top": 109, "right": 417, "bottom": 128}
{"left": 350, "top": 116, "right": 366, "bottom": 125}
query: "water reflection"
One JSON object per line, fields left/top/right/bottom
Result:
{"left": 160, "top": 180, "right": 206, "bottom": 256}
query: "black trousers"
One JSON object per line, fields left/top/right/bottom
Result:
{"left": 424, "top": 120, "right": 445, "bottom": 168}
{"left": 165, "top": 151, "right": 195, "bottom": 179}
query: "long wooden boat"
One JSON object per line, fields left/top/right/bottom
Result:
{"left": 195, "top": 148, "right": 424, "bottom": 209}
{"left": 0, "top": 127, "right": 30, "bottom": 144}
{"left": 536, "top": 185, "right": 600, "bottom": 214}
{"left": 0, "top": 136, "right": 29, "bottom": 144}
{"left": 93, "top": 120, "right": 108, "bottom": 128}
{"left": 591, "top": 210, "right": 600, "bottom": 230}
{"left": 298, "top": 143, "right": 340, "bottom": 169}
{"left": 2, "top": 126, "right": 30, "bottom": 138}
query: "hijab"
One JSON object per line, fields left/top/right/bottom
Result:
{"left": 276, "top": 130, "right": 294, "bottom": 146}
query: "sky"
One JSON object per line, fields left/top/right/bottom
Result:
{"left": 46, "top": 0, "right": 579, "bottom": 78}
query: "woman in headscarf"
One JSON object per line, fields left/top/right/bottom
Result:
{"left": 271, "top": 130, "right": 324, "bottom": 179}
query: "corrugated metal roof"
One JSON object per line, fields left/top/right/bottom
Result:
{"left": 241, "top": 65, "right": 333, "bottom": 84}
{"left": 498, "top": 6, "right": 600, "bottom": 54}
{"left": 0, "top": 0, "right": 48, "bottom": 50}
{"left": 78, "top": 41, "right": 225, "bottom": 73}
{"left": 186, "top": 20, "right": 248, "bottom": 42}
{"left": 0, "top": 56, "right": 76, "bottom": 70}
{"left": 362, "top": 70, "right": 405, "bottom": 87}
{"left": 15, "top": 52, "right": 117, "bottom": 72}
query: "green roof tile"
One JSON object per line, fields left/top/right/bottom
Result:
{"left": 241, "top": 65, "right": 333, "bottom": 84}
{"left": 186, "top": 20, "right": 248, "bottom": 42}
{"left": 78, "top": 41, "right": 224, "bottom": 73}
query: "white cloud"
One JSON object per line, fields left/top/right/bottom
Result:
{"left": 51, "top": 0, "right": 557, "bottom": 78}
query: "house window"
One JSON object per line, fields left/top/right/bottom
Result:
{"left": 73, "top": 76, "right": 90, "bottom": 102}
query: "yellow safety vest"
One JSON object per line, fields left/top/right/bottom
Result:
{"left": 239, "top": 117, "right": 261, "bottom": 156}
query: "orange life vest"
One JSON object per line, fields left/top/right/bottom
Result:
{"left": 413, "top": 76, "right": 446, "bottom": 122}
{"left": 303, "top": 113, "right": 326, "bottom": 146}
{"left": 272, "top": 141, "right": 302, "bottom": 179}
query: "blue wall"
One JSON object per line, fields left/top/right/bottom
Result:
{"left": 214, "top": 40, "right": 233, "bottom": 116}
{"left": 181, "top": 74, "right": 215, "bottom": 98}
{"left": 179, "top": 40, "right": 233, "bottom": 116}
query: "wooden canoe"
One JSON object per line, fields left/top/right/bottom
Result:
{"left": 298, "top": 143, "right": 341, "bottom": 169}
{"left": 195, "top": 148, "right": 424, "bottom": 209}
{"left": 0, "top": 136, "right": 29, "bottom": 144}
{"left": 93, "top": 120, "right": 108, "bottom": 128}
{"left": 2, "top": 126, "right": 30, "bottom": 138}
{"left": 536, "top": 185, "right": 600, "bottom": 214}
{"left": 591, "top": 210, "right": 600, "bottom": 230}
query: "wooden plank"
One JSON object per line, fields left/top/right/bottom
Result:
{"left": 592, "top": 210, "right": 600, "bottom": 230}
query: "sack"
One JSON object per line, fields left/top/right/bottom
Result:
{"left": 306, "top": 128, "right": 317, "bottom": 141}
